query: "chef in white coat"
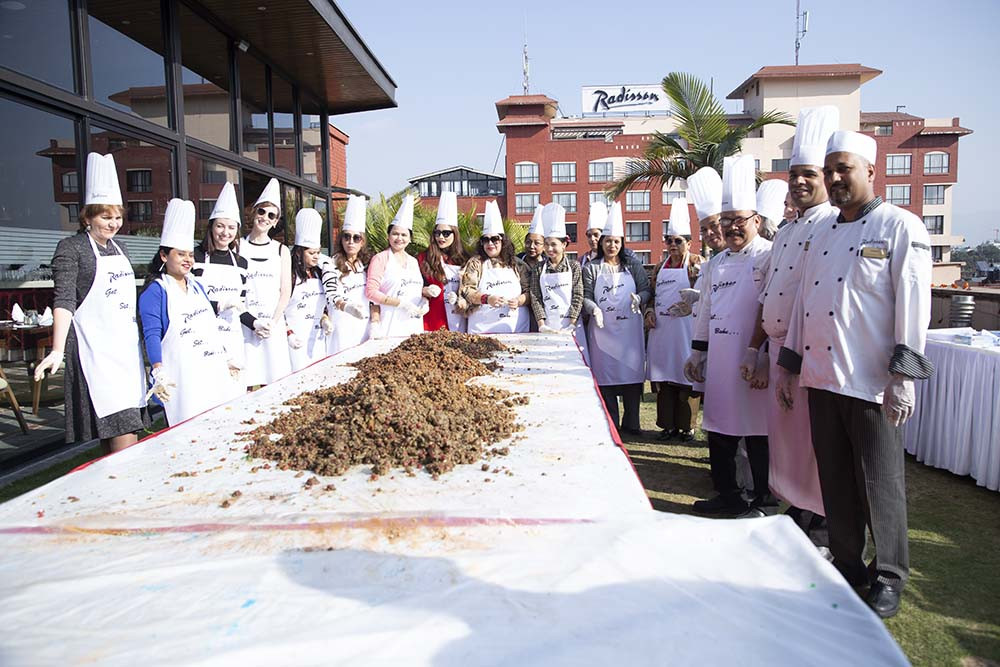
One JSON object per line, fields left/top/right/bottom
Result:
{"left": 530, "top": 202, "right": 587, "bottom": 361}
{"left": 749, "top": 106, "right": 839, "bottom": 528}
{"left": 579, "top": 201, "right": 608, "bottom": 268}
{"left": 323, "top": 194, "right": 371, "bottom": 353}
{"left": 365, "top": 194, "right": 427, "bottom": 338}
{"left": 684, "top": 155, "right": 774, "bottom": 516}
{"left": 285, "top": 208, "right": 330, "bottom": 371}
{"left": 242, "top": 177, "right": 292, "bottom": 385}
{"left": 776, "top": 130, "right": 933, "bottom": 619}
{"left": 139, "top": 199, "right": 242, "bottom": 426}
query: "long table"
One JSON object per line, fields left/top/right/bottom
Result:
{"left": 905, "top": 328, "right": 1000, "bottom": 491}
{"left": 0, "top": 334, "right": 906, "bottom": 665}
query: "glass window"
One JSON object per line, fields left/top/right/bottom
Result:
{"left": 886, "top": 185, "right": 910, "bottom": 206}
{"left": 590, "top": 191, "right": 613, "bottom": 207}
{"left": 279, "top": 182, "right": 300, "bottom": 244}
{"left": 302, "top": 190, "right": 329, "bottom": 252}
{"left": 931, "top": 246, "right": 943, "bottom": 262}
{"left": 662, "top": 190, "right": 684, "bottom": 205}
{"left": 187, "top": 154, "right": 239, "bottom": 237}
{"left": 626, "top": 191, "right": 650, "bottom": 212}
{"left": 566, "top": 251, "right": 578, "bottom": 262}
{"left": 418, "top": 181, "right": 439, "bottom": 197}
{"left": 626, "top": 221, "right": 650, "bottom": 242}
{"left": 924, "top": 152, "right": 949, "bottom": 175}
{"left": 126, "top": 169, "right": 153, "bottom": 193}
{"left": 272, "top": 75, "right": 297, "bottom": 176}
{"left": 924, "top": 185, "right": 946, "bottom": 206}
{"left": 515, "top": 162, "right": 538, "bottom": 184}
{"left": 88, "top": 0, "right": 169, "bottom": 127}
{"left": 875, "top": 125, "right": 893, "bottom": 136}
{"left": 0, "top": 0, "right": 74, "bottom": 92}
{"left": 552, "top": 192, "right": 577, "bottom": 213}
{"left": 0, "top": 96, "right": 78, "bottom": 275}
{"left": 633, "top": 250, "right": 651, "bottom": 265}
{"left": 238, "top": 52, "right": 269, "bottom": 165}
{"left": 61, "top": 171, "right": 79, "bottom": 194}
{"left": 885, "top": 154, "right": 911, "bottom": 176}
{"left": 300, "top": 105, "right": 322, "bottom": 184}
{"left": 770, "top": 159, "right": 790, "bottom": 173}
{"left": 923, "top": 215, "right": 944, "bottom": 235}
{"left": 589, "top": 161, "right": 614, "bottom": 183}
{"left": 127, "top": 200, "right": 154, "bottom": 223}
{"left": 198, "top": 199, "right": 216, "bottom": 220}
{"left": 179, "top": 3, "right": 232, "bottom": 150}
{"left": 565, "top": 223, "right": 577, "bottom": 243}
{"left": 552, "top": 162, "right": 576, "bottom": 183}
{"left": 515, "top": 193, "right": 539, "bottom": 215}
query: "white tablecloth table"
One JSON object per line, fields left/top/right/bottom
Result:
{"left": 905, "top": 328, "right": 1000, "bottom": 491}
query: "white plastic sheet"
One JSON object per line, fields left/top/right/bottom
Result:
{"left": 0, "top": 334, "right": 906, "bottom": 666}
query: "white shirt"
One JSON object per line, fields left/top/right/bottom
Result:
{"left": 781, "top": 199, "right": 932, "bottom": 403}
{"left": 693, "top": 234, "right": 772, "bottom": 346}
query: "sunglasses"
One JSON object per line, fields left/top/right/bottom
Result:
{"left": 433, "top": 229, "right": 454, "bottom": 238}
{"left": 664, "top": 237, "right": 686, "bottom": 245}
{"left": 256, "top": 207, "right": 279, "bottom": 221}
{"left": 719, "top": 213, "right": 757, "bottom": 229}
{"left": 482, "top": 235, "right": 503, "bottom": 245}
{"left": 342, "top": 233, "right": 363, "bottom": 243}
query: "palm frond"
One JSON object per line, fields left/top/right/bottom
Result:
{"left": 605, "top": 157, "right": 693, "bottom": 200}
{"left": 661, "top": 72, "right": 730, "bottom": 144}
{"left": 746, "top": 109, "right": 796, "bottom": 133}
{"left": 644, "top": 131, "right": 687, "bottom": 159}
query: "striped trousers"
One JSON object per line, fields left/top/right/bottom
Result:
{"left": 807, "top": 389, "right": 909, "bottom": 586}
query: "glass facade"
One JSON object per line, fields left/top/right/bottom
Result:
{"left": 272, "top": 75, "right": 297, "bottom": 176}
{"left": 239, "top": 52, "right": 270, "bottom": 165}
{"left": 0, "top": 0, "right": 75, "bottom": 92}
{"left": 179, "top": 2, "right": 231, "bottom": 150}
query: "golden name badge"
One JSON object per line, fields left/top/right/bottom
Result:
{"left": 861, "top": 247, "right": 888, "bottom": 259}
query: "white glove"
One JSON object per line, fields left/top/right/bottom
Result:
{"left": 425, "top": 284, "right": 442, "bottom": 298}
{"left": 882, "top": 374, "right": 915, "bottom": 427}
{"left": 145, "top": 366, "right": 176, "bottom": 403}
{"left": 34, "top": 350, "right": 64, "bottom": 381}
{"left": 417, "top": 299, "right": 430, "bottom": 316}
{"left": 750, "top": 350, "right": 769, "bottom": 390}
{"left": 630, "top": 293, "right": 642, "bottom": 314}
{"left": 775, "top": 366, "right": 796, "bottom": 411}
{"left": 253, "top": 319, "right": 272, "bottom": 339}
{"left": 444, "top": 290, "right": 458, "bottom": 305}
{"left": 399, "top": 300, "right": 421, "bottom": 317}
{"left": 320, "top": 314, "right": 334, "bottom": 336}
{"left": 592, "top": 309, "right": 605, "bottom": 329}
{"left": 287, "top": 333, "right": 303, "bottom": 350}
{"left": 666, "top": 301, "right": 692, "bottom": 318}
{"left": 558, "top": 325, "right": 576, "bottom": 335}
{"left": 683, "top": 350, "right": 706, "bottom": 384}
{"left": 228, "top": 362, "right": 242, "bottom": 379}
{"left": 739, "top": 347, "right": 759, "bottom": 382}
{"left": 370, "top": 322, "right": 385, "bottom": 340}
{"left": 343, "top": 302, "right": 366, "bottom": 319}
{"left": 217, "top": 296, "right": 243, "bottom": 312}
{"left": 538, "top": 323, "right": 558, "bottom": 334}
{"left": 679, "top": 288, "right": 701, "bottom": 306}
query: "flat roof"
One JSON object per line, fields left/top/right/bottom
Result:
{"left": 726, "top": 64, "right": 882, "bottom": 99}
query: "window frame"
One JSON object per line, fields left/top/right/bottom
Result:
{"left": 625, "top": 220, "right": 650, "bottom": 242}
{"left": 923, "top": 215, "right": 944, "bottom": 235}
{"left": 625, "top": 190, "right": 650, "bottom": 212}
{"left": 551, "top": 161, "right": 576, "bottom": 184}
{"left": 552, "top": 191, "right": 577, "bottom": 214}
{"left": 923, "top": 185, "right": 946, "bottom": 206}
{"left": 886, "top": 184, "right": 911, "bottom": 206}
{"left": 515, "top": 192, "right": 539, "bottom": 215}
{"left": 589, "top": 160, "right": 614, "bottom": 183}
{"left": 885, "top": 153, "right": 911, "bottom": 176}
{"left": 514, "top": 161, "right": 539, "bottom": 185}
{"left": 924, "top": 151, "right": 950, "bottom": 175}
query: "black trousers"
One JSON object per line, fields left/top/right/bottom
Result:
{"left": 655, "top": 382, "right": 699, "bottom": 432}
{"left": 599, "top": 383, "right": 642, "bottom": 432}
{"left": 706, "top": 431, "right": 770, "bottom": 502}
{"left": 807, "top": 388, "right": 908, "bottom": 586}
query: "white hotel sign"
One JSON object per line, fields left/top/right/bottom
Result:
{"left": 581, "top": 84, "right": 669, "bottom": 114}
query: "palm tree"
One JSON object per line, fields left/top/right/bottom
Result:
{"left": 605, "top": 72, "right": 795, "bottom": 199}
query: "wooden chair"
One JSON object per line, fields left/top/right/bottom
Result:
{"left": 0, "top": 366, "right": 29, "bottom": 435}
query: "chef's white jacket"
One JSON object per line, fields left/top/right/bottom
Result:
{"left": 779, "top": 198, "right": 933, "bottom": 403}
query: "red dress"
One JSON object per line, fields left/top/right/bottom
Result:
{"left": 418, "top": 251, "right": 449, "bottom": 331}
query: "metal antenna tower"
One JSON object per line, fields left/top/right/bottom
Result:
{"left": 522, "top": 17, "right": 530, "bottom": 95}
{"left": 795, "top": 1, "right": 809, "bottom": 65}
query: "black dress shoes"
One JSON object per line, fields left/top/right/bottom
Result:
{"left": 692, "top": 494, "right": 748, "bottom": 515}
{"left": 865, "top": 580, "right": 902, "bottom": 618}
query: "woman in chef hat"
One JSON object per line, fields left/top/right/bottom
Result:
{"left": 35, "top": 153, "right": 149, "bottom": 452}
{"left": 460, "top": 200, "right": 530, "bottom": 334}
{"left": 418, "top": 191, "right": 469, "bottom": 332}
{"left": 192, "top": 182, "right": 251, "bottom": 382}
{"left": 139, "top": 199, "right": 242, "bottom": 426}
{"left": 241, "top": 178, "right": 292, "bottom": 385}
{"left": 365, "top": 194, "right": 427, "bottom": 338}
{"left": 284, "top": 208, "right": 332, "bottom": 371}
{"left": 323, "top": 194, "right": 372, "bottom": 353}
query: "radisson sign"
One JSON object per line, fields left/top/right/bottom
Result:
{"left": 581, "top": 84, "right": 670, "bottom": 114}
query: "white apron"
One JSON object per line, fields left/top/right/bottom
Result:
{"left": 441, "top": 262, "right": 467, "bottom": 333}
{"left": 328, "top": 264, "right": 370, "bottom": 354}
{"left": 285, "top": 275, "right": 328, "bottom": 371}
{"left": 378, "top": 254, "right": 424, "bottom": 338}
{"left": 646, "top": 259, "right": 693, "bottom": 385}
{"left": 539, "top": 261, "right": 589, "bottom": 364}
{"left": 242, "top": 239, "right": 291, "bottom": 385}
{"left": 702, "top": 259, "right": 768, "bottom": 436}
{"left": 766, "top": 336, "right": 825, "bottom": 515}
{"left": 587, "top": 265, "right": 645, "bottom": 386}
{"left": 158, "top": 275, "right": 240, "bottom": 426}
{"left": 73, "top": 236, "right": 146, "bottom": 418}
{"left": 192, "top": 251, "right": 246, "bottom": 370}
{"left": 467, "top": 261, "right": 529, "bottom": 334}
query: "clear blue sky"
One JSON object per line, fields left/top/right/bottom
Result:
{"left": 331, "top": 0, "right": 999, "bottom": 245}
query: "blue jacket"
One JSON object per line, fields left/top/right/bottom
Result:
{"left": 138, "top": 278, "right": 213, "bottom": 366}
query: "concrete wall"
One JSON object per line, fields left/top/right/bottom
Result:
{"left": 930, "top": 288, "right": 1000, "bottom": 330}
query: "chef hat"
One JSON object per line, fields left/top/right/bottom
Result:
{"left": 254, "top": 178, "right": 281, "bottom": 209}
{"left": 342, "top": 194, "right": 366, "bottom": 234}
{"left": 294, "top": 208, "right": 323, "bottom": 248}
{"left": 587, "top": 200, "right": 608, "bottom": 231}
{"left": 666, "top": 197, "right": 691, "bottom": 237}
{"left": 541, "top": 202, "right": 567, "bottom": 239}
{"left": 481, "top": 200, "right": 504, "bottom": 237}
{"left": 790, "top": 105, "right": 840, "bottom": 168}
{"left": 721, "top": 155, "right": 757, "bottom": 213}
{"left": 435, "top": 191, "right": 458, "bottom": 227}
{"left": 209, "top": 182, "right": 241, "bottom": 222}
{"left": 390, "top": 194, "right": 414, "bottom": 231}
{"left": 756, "top": 180, "right": 789, "bottom": 224}
{"left": 160, "top": 199, "right": 195, "bottom": 251}
{"left": 84, "top": 153, "right": 123, "bottom": 207}
{"left": 686, "top": 167, "right": 722, "bottom": 221}
{"left": 826, "top": 130, "right": 877, "bottom": 165}
{"left": 602, "top": 202, "right": 624, "bottom": 238}
{"left": 527, "top": 204, "right": 544, "bottom": 236}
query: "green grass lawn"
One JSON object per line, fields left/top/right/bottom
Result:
{"left": 625, "top": 390, "right": 1000, "bottom": 667}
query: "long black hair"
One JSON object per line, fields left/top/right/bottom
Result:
{"left": 290, "top": 245, "right": 322, "bottom": 295}
{"left": 141, "top": 245, "right": 172, "bottom": 291}
{"left": 595, "top": 235, "right": 629, "bottom": 261}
